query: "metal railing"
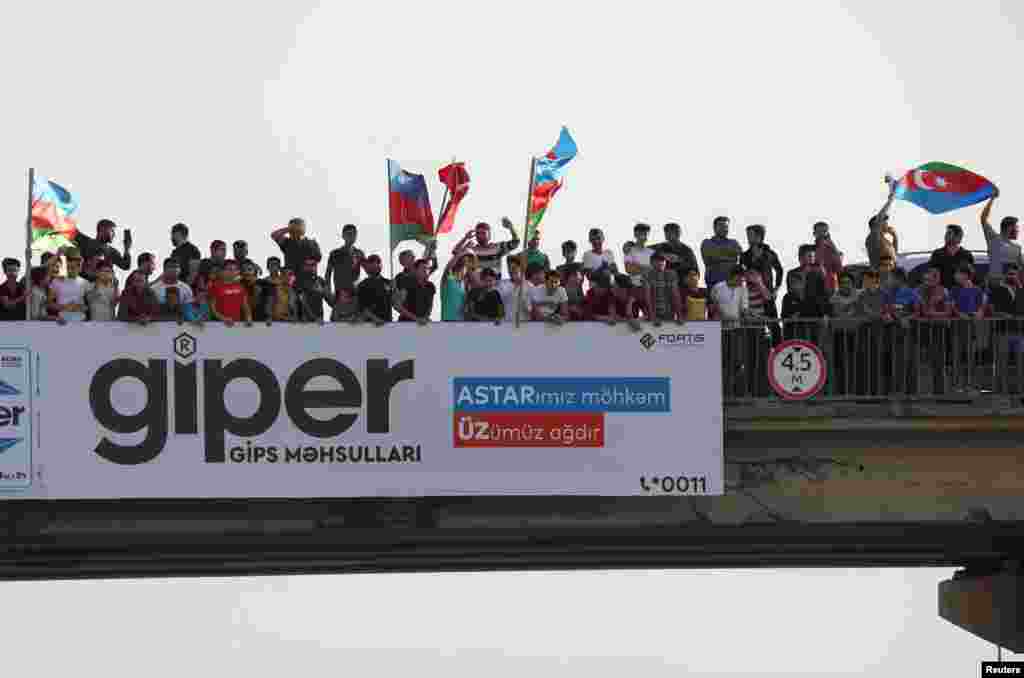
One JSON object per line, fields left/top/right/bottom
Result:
{"left": 721, "top": 317, "right": 1024, "bottom": 402}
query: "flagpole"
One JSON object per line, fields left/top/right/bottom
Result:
{"left": 25, "top": 168, "right": 34, "bottom": 321}
{"left": 386, "top": 159, "right": 394, "bottom": 281}
{"left": 515, "top": 156, "right": 537, "bottom": 329}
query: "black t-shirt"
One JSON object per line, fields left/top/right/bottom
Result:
{"left": 928, "top": 246, "right": 975, "bottom": 290}
{"left": 740, "top": 245, "right": 784, "bottom": 291}
{"left": 327, "top": 246, "right": 365, "bottom": 292}
{"left": 397, "top": 277, "right": 436, "bottom": 321}
{"left": 0, "top": 281, "right": 26, "bottom": 321}
{"left": 357, "top": 275, "right": 394, "bottom": 322}
{"left": 466, "top": 288, "right": 502, "bottom": 320}
{"left": 297, "top": 277, "right": 328, "bottom": 322}
{"left": 653, "top": 241, "right": 699, "bottom": 282}
{"left": 277, "top": 237, "right": 322, "bottom": 283}
{"left": 171, "top": 242, "right": 202, "bottom": 277}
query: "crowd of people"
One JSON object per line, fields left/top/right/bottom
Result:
{"left": 1, "top": 185, "right": 1023, "bottom": 395}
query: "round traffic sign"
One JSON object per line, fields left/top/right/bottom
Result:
{"left": 767, "top": 339, "right": 827, "bottom": 400}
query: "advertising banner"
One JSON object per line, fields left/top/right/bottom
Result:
{"left": 0, "top": 322, "right": 722, "bottom": 498}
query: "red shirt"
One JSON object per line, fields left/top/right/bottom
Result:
{"left": 211, "top": 281, "right": 246, "bottom": 321}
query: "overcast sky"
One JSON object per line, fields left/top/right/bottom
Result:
{"left": 0, "top": 0, "right": 1020, "bottom": 673}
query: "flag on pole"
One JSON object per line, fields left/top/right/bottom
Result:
{"left": 526, "top": 126, "right": 578, "bottom": 241}
{"left": 388, "top": 159, "right": 435, "bottom": 250}
{"left": 31, "top": 175, "right": 79, "bottom": 252}
{"left": 893, "top": 162, "right": 996, "bottom": 214}
{"left": 436, "top": 162, "right": 470, "bottom": 235}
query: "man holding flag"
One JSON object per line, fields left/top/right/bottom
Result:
{"left": 980, "top": 188, "right": 1022, "bottom": 284}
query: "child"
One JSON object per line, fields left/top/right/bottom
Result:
{"left": 681, "top": 267, "right": 708, "bottom": 321}
{"left": 331, "top": 285, "right": 361, "bottom": 323}
{"left": 465, "top": 268, "right": 503, "bottom": 323}
{"left": 529, "top": 269, "right": 569, "bottom": 325}
{"left": 644, "top": 252, "right": 683, "bottom": 325}
{"left": 951, "top": 264, "right": 988, "bottom": 319}
{"left": 29, "top": 266, "right": 53, "bottom": 320}
{"left": 85, "top": 260, "right": 119, "bottom": 321}
{"left": 183, "top": 289, "right": 211, "bottom": 325}
{"left": 830, "top": 271, "right": 861, "bottom": 318}
{"left": 555, "top": 240, "right": 578, "bottom": 280}
{"left": 562, "top": 264, "right": 586, "bottom": 321}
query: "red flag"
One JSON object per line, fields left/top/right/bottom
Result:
{"left": 437, "top": 162, "right": 470, "bottom": 235}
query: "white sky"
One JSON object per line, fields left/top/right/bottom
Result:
{"left": 0, "top": 0, "right": 1020, "bottom": 673}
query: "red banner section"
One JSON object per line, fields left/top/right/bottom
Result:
{"left": 453, "top": 411, "right": 605, "bottom": 448}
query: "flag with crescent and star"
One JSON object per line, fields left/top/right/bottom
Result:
{"left": 526, "top": 127, "right": 578, "bottom": 241}
{"left": 893, "top": 162, "right": 996, "bottom": 215}
{"left": 31, "top": 174, "right": 79, "bottom": 252}
{"left": 388, "top": 159, "right": 435, "bottom": 251}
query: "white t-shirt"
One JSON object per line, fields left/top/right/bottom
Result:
{"left": 582, "top": 250, "right": 617, "bottom": 274}
{"left": 150, "top": 279, "right": 195, "bottom": 305}
{"left": 711, "top": 281, "right": 749, "bottom": 323}
{"left": 527, "top": 285, "right": 569, "bottom": 319}
{"left": 497, "top": 279, "right": 532, "bottom": 322}
{"left": 624, "top": 246, "right": 654, "bottom": 286}
{"left": 50, "top": 277, "right": 91, "bottom": 307}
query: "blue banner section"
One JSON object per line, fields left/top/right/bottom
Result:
{"left": 452, "top": 377, "right": 671, "bottom": 413}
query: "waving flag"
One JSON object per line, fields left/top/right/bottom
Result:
{"left": 31, "top": 175, "right": 79, "bottom": 252}
{"left": 526, "top": 127, "right": 578, "bottom": 240}
{"left": 437, "top": 162, "right": 469, "bottom": 235}
{"left": 893, "top": 162, "right": 996, "bottom": 215}
{"left": 388, "top": 159, "right": 435, "bottom": 250}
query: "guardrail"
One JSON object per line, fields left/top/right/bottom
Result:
{"left": 721, "top": 317, "right": 1024, "bottom": 402}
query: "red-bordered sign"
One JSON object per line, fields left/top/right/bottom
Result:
{"left": 767, "top": 339, "right": 827, "bottom": 400}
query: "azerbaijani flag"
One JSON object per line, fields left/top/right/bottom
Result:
{"left": 893, "top": 162, "right": 996, "bottom": 215}
{"left": 388, "top": 159, "right": 435, "bottom": 250}
{"left": 436, "top": 162, "right": 469, "bottom": 235}
{"left": 526, "top": 127, "right": 578, "bottom": 240}
{"left": 31, "top": 175, "right": 79, "bottom": 252}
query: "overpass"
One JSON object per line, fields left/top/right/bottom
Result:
{"left": 0, "top": 321, "right": 1022, "bottom": 650}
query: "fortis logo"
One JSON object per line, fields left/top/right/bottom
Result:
{"left": 88, "top": 345, "right": 415, "bottom": 465}
{"left": 640, "top": 332, "right": 705, "bottom": 350}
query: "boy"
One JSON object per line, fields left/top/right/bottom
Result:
{"left": 562, "top": 264, "right": 586, "bottom": 321}
{"left": 331, "top": 285, "right": 361, "bottom": 323}
{"left": 209, "top": 259, "right": 252, "bottom": 327}
{"left": 680, "top": 268, "right": 708, "bottom": 321}
{"left": 555, "top": 240, "right": 578, "bottom": 280}
{"left": 465, "top": 268, "right": 503, "bottom": 323}
{"left": 644, "top": 252, "right": 682, "bottom": 326}
{"left": 529, "top": 268, "right": 569, "bottom": 324}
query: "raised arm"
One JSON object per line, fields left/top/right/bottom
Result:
{"left": 500, "top": 217, "right": 522, "bottom": 250}
{"left": 981, "top": 189, "right": 999, "bottom": 241}
{"left": 270, "top": 226, "right": 290, "bottom": 243}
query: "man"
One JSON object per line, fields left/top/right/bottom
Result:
{"left": 196, "top": 240, "right": 228, "bottom": 292}
{"left": 295, "top": 255, "right": 331, "bottom": 324}
{"left": 395, "top": 241, "right": 439, "bottom": 289}
{"left": 522, "top": 231, "right": 550, "bottom": 272}
{"left": 555, "top": 240, "right": 578, "bottom": 280}
{"left": 581, "top": 228, "right": 618, "bottom": 276}
{"left": 644, "top": 252, "right": 682, "bottom": 326}
{"left": 393, "top": 258, "right": 436, "bottom": 324}
{"left": 740, "top": 224, "right": 784, "bottom": 296}
{"left": 0, "top": 258, "right": 27, "bottom": 321}
{"left": 136, "top": 252, "right": 157, "bottom": 285}
{"left": 989, "top": 262, "right": 1024, "bottom": 317}
{"left": 324, "top": 224, "right": 365, "bottom": 298}
{"left": 866, "top": 178, "right": 899, "bottom": 269}
{"left": 653, "top": 222, "right": 700, "bottom": 292}
{"left": 813, "top": 221, "right": 844, "bottom": 293}
{"left": 497, "top": 256, "right": 532, "bottom": 324}
{"left": 980, "top": 188, "right": 1022, "bottom": 286}
{"left": 271, "top": 217, "right": 322, "bottom": 285}
{"left": 927, "top": 224, "right": 975, "bottom": 290}
{"left": 356, "top": 254, "right": 394, "bottom": 325}
{"left": 150, "top": 258, "right": 194, "bottom": 321}
{"left": 701, "top": 216, "right": 743, "bottom": 288}
{"left": 233, "top": 240, "right": 259, "bottom": 277}
{"left": 48, "top": 247, "right": 92, "bottom": 323}
{"left": 170, "top": 223, "right": 202, "bottom": 276}
{"left": 466, "top": 218, "right": 520, "bottom": 278}
{"left": 710, "top": 265, "right": 750, "bottom": 328}
{"left": 73, "top": 219, "right": 132, "bottom": 277}
{"left": 209, "top": 259, "right": 252, "bottom": 327}
{"left": 528, "top": 266, "right": 568, "bottom": 324}
{"left": 786, "top": 244, "right": 828, "bottom": 299}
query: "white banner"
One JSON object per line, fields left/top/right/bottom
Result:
{"left": 0, "top": 322, "right": 723, "bottom": 498}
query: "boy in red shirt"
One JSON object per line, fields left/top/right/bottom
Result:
{"left": 210, "top": 259, "right": 252, "bottom": 326}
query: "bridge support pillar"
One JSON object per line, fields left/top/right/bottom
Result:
{"left": 939, "top": 562, "right": 1024, "bottom": 652}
